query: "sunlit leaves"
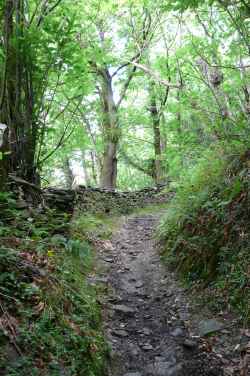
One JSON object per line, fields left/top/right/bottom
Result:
{"left": 24, "top": 0, "right": 249, "bottom": 190}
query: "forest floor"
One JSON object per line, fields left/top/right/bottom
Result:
{"left": 89, "top": 210, "right": 248, "bottom": 376}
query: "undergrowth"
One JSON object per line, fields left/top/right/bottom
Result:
{"left": 130, "top": 202, "right": 169, "bottom": 217}
{"left": 158, "top": 143, "right": 250, "bottom": 324}
{"left": 71, "top": 212, "right": 122, "bottom": 241}
{"left": 0, "top": 193, "right": 107, "bottom": 375}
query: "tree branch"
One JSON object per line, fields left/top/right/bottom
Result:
{"left": 116, "top": 66, "right": 137, "bottom": 108}
{"left": 130, "top": 62, "right": 181, "bottom": 88}
{"left": 111, "top": 51, "right": 142, "bottom": 78}
{"left": 37, "top": 0, "right": 64, "bottom": 27}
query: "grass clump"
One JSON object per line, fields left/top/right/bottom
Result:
{"left": 158, "top": 143, "right": 250, "bottom": 323}
{"left": 72, "top": 212, "right": 122, "bottom": 241}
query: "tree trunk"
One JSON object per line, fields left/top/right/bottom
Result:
{"left": 63, "top": 158, "right": 74, "bottom": 189}
{"left": 0, "top": 124, "right": 9, "bottom": 188}
{"left": 89, "top": 151, "right": 98, "bottom": 185}
{"left": 81, "top": 151, "right": 90, "bottom": 186}
{"left": 0, "top": 0, "right": 38, "bottom": 185}
{"left": 148, "top": 82, "right": 164, "bottom": 185}
{"left": 100, "top": 141, "right": 117, "bottom": 189}
{"left": 99, "top": 68, "right": 119, "bottom": 190}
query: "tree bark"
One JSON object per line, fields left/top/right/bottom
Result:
{"left": 0, "top": 0, "right": 39, "bottom": 185}
{"left": 89, "top": 151, "right": 99, "bottom": 185}
{"left": 148, "top": 82, "right": 164, "bottom": 185}
{"left": 63, "top": 157, "right": 74, "bottom": 189}
{"left": 81, "top": 151, "right": 90, "bottom": 186}
{"left": 100, "top": 141, "right": 118, "bottom": 189}
{"left": 99, "top": 68, "right": 119, "bottom": 190}
{"left": 0, "top": 124, "right": 9, "bottom": 188}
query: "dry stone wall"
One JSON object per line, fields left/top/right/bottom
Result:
{"left": 43, "top": 185, "right": 168, "bottom": 214}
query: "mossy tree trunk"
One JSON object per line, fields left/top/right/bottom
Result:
{"left": 0, "top": 0, "right": 39, "bottom": 188}
{"left": 99, "top": 68, "right": 119, "bottom": 190}
{"left": 148, "top": 81, "right": 165, "bottom": 185}
{"left": 0, "top": 124, "right": 9, "bottom": 188}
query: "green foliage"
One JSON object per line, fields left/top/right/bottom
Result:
{"left": 158, "top": 143, "right": 250, "bottom": 322}
{"left": 0, "top": 0, "right": 248, "bottom": 191}
{"left": 0, "top": 196, "right": 107, "bottom": 375}
{"left": 16, "top": 0, "right": 245, "bottom": 192}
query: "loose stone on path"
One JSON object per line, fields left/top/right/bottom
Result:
{"left": 112, "top": 304, "right": 136, "bottom": 316}
{"left": 101, "top": 214, "right": 224, "bottom": 376}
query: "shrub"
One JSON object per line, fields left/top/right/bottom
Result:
{"left": 158, "top": 142, "right": 250, "bottom": 322}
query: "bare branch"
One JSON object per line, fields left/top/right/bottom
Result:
{"left": 130, "top": 62, "right": 181, "bottom": 89}
{"left": 116, "top": 66, "right": 137, "bottom": 108}
{"left": 111, "top": 51, "right": 141, "bottom": 78}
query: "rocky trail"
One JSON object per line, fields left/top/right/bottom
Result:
{"left": 90, "top": 213, "right": 246, "bottom": 376}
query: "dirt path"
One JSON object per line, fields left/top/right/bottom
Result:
{"left": 95, "top": 214, "right": 235, "bottom": 376}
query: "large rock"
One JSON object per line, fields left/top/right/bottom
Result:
{"left": 198, "top": 319, "right": 224, "bottom": 336}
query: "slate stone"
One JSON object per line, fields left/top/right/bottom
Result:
{"left": 182, "top": 339, "right": 198, "bottom": 350}
{"left": 198, "top": 319, "right": 224, "bottom": 336}
{"left": 113, "top": 304, "right": 135, "bottom": 316}
{"left": 142, "top": 327, "right": 151, "bottom": 336}
{"left": 154, "top": 362, "right": 174, "bottom": 376}
{"left": 130, "top": 347, "right": 139, "bottom": 356}
{"left": 171, "top": 327, "right": 185, "bottom": 337}
{"left": 135, "top": 281, "right": 144, "bottom": 288}
{"left": 111, "top": 329, "right": 129, "bottom": 337}
{"left": 142, "top": 343, "right": 154, "bottom": 351}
